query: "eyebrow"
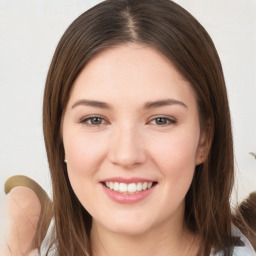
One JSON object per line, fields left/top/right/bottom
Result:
{"left": 71, "top": 98, "right": 187, "bottom": 110}
{"left": 144, "top": 99, "right": 188, "bottom": 109}
{"left": 72, "top": 99, "right": 111, "bottom": 109}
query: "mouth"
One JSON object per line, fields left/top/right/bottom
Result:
{"left": 102, "top": 181, "right": 158, "bottom": 194}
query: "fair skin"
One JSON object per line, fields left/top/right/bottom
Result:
{"left": 62, "top": 43, "right": 207, "bottom": 256}
{"left": 1, "top": 187, "right": 41, "bottom": 256}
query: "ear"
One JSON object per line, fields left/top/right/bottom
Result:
{"left": 195, "top": 121, "right": 211, "bottom": 165}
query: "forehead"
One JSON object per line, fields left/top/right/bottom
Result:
{"left": 68, "top": 43, "right": 197, "bottom": 109}
{"left": 81, "top": 43, "right": 188, "bottom": 83}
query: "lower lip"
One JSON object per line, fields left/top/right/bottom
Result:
{"left": 101, "top": 184, "right": 156, "bottom": 204}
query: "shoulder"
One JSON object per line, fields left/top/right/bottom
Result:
{"left": 210, "top": 225, "right": 256, "bottom": 256}
{"left": 40, "top": 219, "right": 57, "bottom": 255}
{"left": 231, "top": 225, "right": 256, "bottom": 256}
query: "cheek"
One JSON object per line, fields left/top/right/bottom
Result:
{"left": 151, "top": 129, "right": 199, "bottom": 163}
{"left": 64, "top": 132, "right": 108, "bottom": 175}
{"left": 149, "top": 130, "right": 200, "bottom": 185}
{"left": 63, "top": 133, "right": 107, "bottom": 209}
{"left": 63, "top": 131, "right": 109, "bottom": 204}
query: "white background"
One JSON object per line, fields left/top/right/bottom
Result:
{"left": 0, "top": 0, "right": 256, "bottom": 233}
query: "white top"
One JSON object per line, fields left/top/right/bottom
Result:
{"left": 40, "top": 221, "right": 255, "bottom": 256}
{"left": 210, "top": 225, "right": 256, "bottom": 256}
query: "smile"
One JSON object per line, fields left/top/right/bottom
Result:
{"left": 101, "top": 180, "right": 157, "bottom": 204}
{"left": 104, "top": 181, "right": 156, "bottom": 194}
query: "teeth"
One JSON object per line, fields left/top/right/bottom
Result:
{"left": 104, "top": 181, "right": 154, "bottom": 194}
{"left": 142, "top": 182, "right": 148, "bottom": 190}
{"left": 137, "top": 182, "right": 142, "bottom": 191}
{"left": 147, "top": 182, "right": 153, "bottom": 189}
{"left": 119, "top": 183, "right": 127, "bottom": 193}
{"left": 128, "top": 183, "right": 136, "bottom": 193}
{"left": 113, "top": 182, "right": 119, "bottom": 191}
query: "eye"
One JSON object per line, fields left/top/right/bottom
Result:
{"left": 150, "top": 116, "right": 176, "bottom": 126}
{"left": 80, "top": 116, "right": 107, "bottom": 126}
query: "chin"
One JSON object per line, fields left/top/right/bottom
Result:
{"left": 107, "top": 222, "right": 152, "bottom": 236}
{"left": 92, "top": 211, "right": 154, "bottom": 236}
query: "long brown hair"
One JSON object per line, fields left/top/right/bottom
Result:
{"left": 43, "top": 0, "right": 236, "bottom": 255}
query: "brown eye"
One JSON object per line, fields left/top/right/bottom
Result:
{"left": 81, "top": 116, "right": 106, "bottom": 126}
{"left": 150, "top": 116, "right": 176, "bottom": 126}
{"left": 90, "top": 117, "right": 103, "bottom": 125}
{"left": 155, "top": 117, "right": 168, "bottom": 125}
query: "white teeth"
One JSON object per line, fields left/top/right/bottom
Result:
{"left": 128, "top": 183, "right": 136, "bottom": 193}
{"left": 113, "top": 182, "right": 119, "bottom": 191}
{"left": 137, "top": 182, "right": 142, "bottom": 191}
{"left": 104, "top": 181, "right": 155, "bottom": 194}
{"left": 119, "top": 183, "right": 127, "bottom": 193}
{"left": 142, "top": 182, "right": 148, "bottom": 190}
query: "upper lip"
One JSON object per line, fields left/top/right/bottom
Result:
{"left": 101, "top": 177, "right": 156, "bottom": 184}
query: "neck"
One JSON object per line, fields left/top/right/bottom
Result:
{"left": 90, "top": 215, "right": 199, "bottom": 256}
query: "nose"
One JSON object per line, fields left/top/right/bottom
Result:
{"left": 108, "top": 124, "right": 147, "bottom": 169}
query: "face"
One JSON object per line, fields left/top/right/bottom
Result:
{"left": 62, "top": 43, "right": 206, "bottom": 236}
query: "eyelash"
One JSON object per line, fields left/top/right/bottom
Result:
{"left": 80, "top": 115, "right": 177, "bottom": 127}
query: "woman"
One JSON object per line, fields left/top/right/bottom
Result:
{"left": 41, "top": 0, "right": 255, "bottom": 255}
